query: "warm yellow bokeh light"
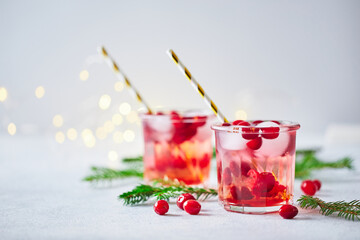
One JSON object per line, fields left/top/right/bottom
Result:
{"left": 35, "top": 86, "right": 45, "bottom": 99}
{"left": 81, "top": 129, "right": 96, "bottom": 148}
{"left": 108, "top": 150, "right": 118, "bottom": 161}
{"left": 98, "top": 94, "right": 111, "bottom": 110}
{"left": 7, "top": 123, "right": 16, "bottom": 136}
{"left": 55, "top": 131, "right": 65, "bottom": 143}
{"left": 104, "top": 121, "right": 115, "bottom": 133}
{"left": 123, "top": 130, "right": 135, "bottom": 142}
{"left": 114, "top": 81, "right": 124, "bottom": 92}
{"left": 0, "top": 87, "right": 8, "bottom": 102}
{"left": 119, "top": 102, "right": 131, "bottom": 115}
{"left": 66, "top": 128, "right": 78, "bottom": 141}
{"left": 112, "top": 114, "right": 123, "bottom": 126}
{"left": 79, "top": 70, "right": 89, "bottom": 81}
{"left": 113, "top": 131, "right": 123, "bottom": 144}
{"left": 235, "top": 110, "right": 248, "bottom": 120}
{"left": 95, "top": 127, "right": 107, "bottom": 140}
{"left": 53, "top": 115, "right": 64, "bottom": 128}
{"left": 126, "top": 111, "right": 138, "bottom": 123}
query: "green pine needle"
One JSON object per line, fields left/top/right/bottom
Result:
{"left": 297, "top": 195, "right": 360, "bottom": 221}
{"left": 118, "top": 182, "right": 218, "bottom": 205}
{"left": 83, "top": 166, "right": 143, "bottom": 182}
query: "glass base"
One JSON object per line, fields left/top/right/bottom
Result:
{"left": 223, "top": 204, "right": 281, "bottom": 214}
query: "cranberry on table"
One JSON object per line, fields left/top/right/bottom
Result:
{"left": 183, "top": 200, "right": 201, "bottom": 215}
{"left": 177, "top": 193, "right": 196, "bottom": 210}
{"left": 279, "top": 204, "right": 298, "bottom": 219}
{"left": 313, "top": 179, "right": 322, "bottom": 191}
{"left": 154, "top": 200, "right": 169, "bottom": 215}
{"left": 301, "top": 180, "right": 317, "bottom": 196}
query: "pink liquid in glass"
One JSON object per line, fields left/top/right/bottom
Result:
{"left": 141, "top": 110, "right": 215, "bottom": 185}
{"left": 212, "top": 120, "right": 300, "bottom": 213}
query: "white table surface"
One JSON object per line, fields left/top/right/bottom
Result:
{"left": 1, "top": 136, "right": 360, "bottom": 240}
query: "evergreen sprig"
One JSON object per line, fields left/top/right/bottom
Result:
{"left": 295, "top": 152, "right": 353, "bottom": 179}
{"left": 297, "top": 195, "right": 360, "bottom": 221}
{"left": 83, "top": 166, "right": 143, "bottom": 182}
{"left": 118, "top": 182, "right": 218, "bottom": 205}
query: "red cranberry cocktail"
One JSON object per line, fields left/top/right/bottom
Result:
{"left": 140, "top": 110, "right": 215, "bottom": 185}
{"left": 212, "top": 120, "right": 300, "bottom": 214}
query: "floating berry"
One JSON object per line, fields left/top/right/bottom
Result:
{"left": 229, "top": 161, "right": 240, "bottom": 177}
{"left": 252, "top": 172, "right": 276, "bottom": 196}
{"left": 301, "top": 180, "right": 317, "bottom": 196}
{"left": 261, "top": 126, "right": 280, "bottom": 139}
{"left": 223, "top": 167, "right": 232, "bottom": 185}
{"left": 177, "top": 193, "right": 196, "bottom": 210}
{"left": 233, "top": 120, "right": 246, "bottom": 125}
{"left": 199, "top": 154, "right": 211, "bottom": 168}
{"left": 154, "top": 200, "right": 169, "bottom": 215}
{"left": 183, "top": 200, "right": 201, "bottom": 215}
{"left": 252, "top": 120, "right": 263, "bottom": 125}
{"left": 246, "top": 137, "right": 262, "bottom": 150}
{"left": 279, "top": 204, "right": 298, "bottom": 219}
{"left": 313, "top": 179, "right": 322, "bottom": 191}
{"left": 240, "top": 187, "right": 254, "bottom": 200}
{"left": 240, "top": 162, "right": 251, "bottom": 176}
{"left": 222, "top": 122, "right": 231, "bottom": 126}
{"left": 172, "top": 156, "right": 187, "bottom": 169}
{"left": 230, "top": 185, "right": 240, "bottom": 200}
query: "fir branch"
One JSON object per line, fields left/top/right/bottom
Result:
{"left": 295, "top": 152, "right": 353, "bottom": 179}
{"left": 83, "top": 166, "right": 143, "bottom": 182}
{"left": 122, "top": 156, "right": 143, "bottom": 163}
{"left": 297, "top": 195, "right": 360, "bottom": 221}
{"left": 118, "top": 182, "right": 218, "bottom": 205}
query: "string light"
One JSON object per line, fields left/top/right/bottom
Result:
{"left": 123, "top": 129, "right": 135, "bottom": 142}
{"left": 95, "top": 127, "right": 107, "bottom": 140}
{"left": 113, "top": 131, "right": 123, "bottom": 144}
{"left": 119, "top": 102, "right": 131, "bottom": 115}
{"left": 53, "top": 115, "right": 64, "bottom": 128}
{"left": 7, "top": 123, "right": 16, "bottom": 135}
{"left": 55, "top": 131, "right": 65, "bottom": 143}
{"left": 112, "top": 113, "right": 123, "bottom": 126}
{"left": 235, "top": 110, "right": 247, "bottom": 120}
{"left": 126, "top": 111, "right": 138, "bottom": 123}
{"left": 35, "top": 86, "right": 45, "bottom": 99}
{"left": 104, "top": 121, "right": 115, "bottom": 133}
{"left": 114, "top": 81, "right": 124, "bottom": 92}
{"left": 66, "top": 128, "right": 78, "bottom": 141}
{"left": 98, "top": 94, "right": 111, "bottom": 110}
{"left": 108, "top": 150, "right": 118, "bottom": 161}
{"left": 79, "top": 70, "right": 89, "bottom": 81}
{"left": 0, "top": 87, "right": 8, "bottom": 102}
{"left": 82, "top": 129, "right": 96, "bottom": 148}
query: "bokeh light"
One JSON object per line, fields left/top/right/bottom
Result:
{"left": 81, "top": 129, "right": 96, "bottom": 148}
{"left": 53, "top": 115, "right": 64, "bottom": 128}
{"left": 96, "top": 127, "right": 107, "bottom": 140}
{"left": 235, "top": 110, "right": 247, "bottom": 120}
{"left": 104, "top": 121, "right": 115, "bottom": 133}
{"left": 79, "top": 70, "right": 89, "bottom": 81}
{"left": 0, "top": 87, "right": 8, "bottom": 102}
{"left": 112, "top": 113, "right": 123, "bottom": 126}
{"left": 119, "top": 102, "right": 131, "bottom": 115}
{"left": 123, "top": 129, "right": 135, "bottom": 142}
{"left": 98, "top": 94, "right": 111, "bottom": 110}
{"left": 35, "top": 86, "right": 45, "bottom": 99}
{"left": 113, "top": 131, "right": 123, "bottom": 144}
{"left": 126, "top": 111, "right": 138, "bottom": 123}
{"left": 7, "top": 123, "right": 16, "bottom": 136}
{"left": 55, "top": 131, "right": 65, "bottom": 143}
{"left": 108, "top": 150, "right": 118, "bottom": 161}
{"left": 66, "top": 128, "right": 78, "bottom": 141}
{"left": 114, "top": 81, "right": 124, "bottom": 92}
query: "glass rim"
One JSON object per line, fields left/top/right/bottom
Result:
{"left": 211, "top": 120, "right": 300, "bottom": 133}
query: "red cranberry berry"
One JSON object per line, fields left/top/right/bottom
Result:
{"left": 240, "top": 162, "right": 251, "bottom": 176}
{"left": 252, "top": 172, "right": 276, "bottom": 196}
{"left": 313, "top": 179, "right": 322, "bottom": 191}
{"left": 229, "top": 161, "right": 240, "bottom": 177}
{"left": 154, "top": 200, "right": 169, "bottom": 215}
{"left": 261, "top": 126, "right": 280, "bottom": 139}
{"left": 301, "top": 180, "right": 317, "bottom": 196}
{"left": 183, "top": 200, "right": 201, "bottom": 215}
{"left": 240, "top": 187, "right": 254, "bottom": 200}
{"left": 222, "top": 122, "right": 231, "bottom": 126}
{"left": 252, "top": 120, "right": 263, "bottom": 125}
{"left": 279, "top": 204, "right": 298, "bottom": 219}
{"left": 233, "top": 120, "right": 245, "bottom": 125}
{"left": 177, "top": 193, "right": 196, "bottom": 210}
{"left": 199, "top": 154, "right": 211, "bottom": 168}
{"left": 246, "top": 137, "right": 262, "bottom": 150}
{"left": 223, "top": 167, "right": 232, "bottom": 185}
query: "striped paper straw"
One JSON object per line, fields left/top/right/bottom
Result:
{"left": 167, "top": 49, "right": 229, "bottom": 123}
{"left": 98, "top": 46, "right": 153, "bottom": 114}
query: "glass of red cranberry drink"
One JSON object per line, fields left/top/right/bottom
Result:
{"left": 140, "top": 110, "right": 215, "bottom": 185}
{"left": 212, "top": 120, "right": 300, "bottom": 213}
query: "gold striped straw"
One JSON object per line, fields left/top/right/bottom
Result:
{"left": 167, "top": 49, "right": 229, "bottom": 123}
{"left": 98, "top": 46, "right": 153, "bottom": 114}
